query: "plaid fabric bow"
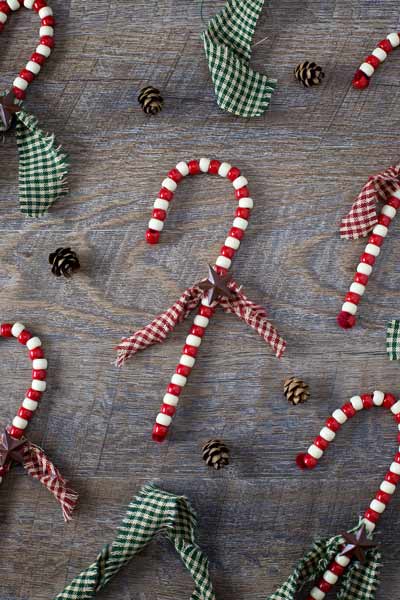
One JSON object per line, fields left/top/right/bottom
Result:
{"left": 55, "top": 484, "right": 216, "bottom": 600}
{"left": 386, "top": 320, "right": 400, "bottom": 360}
{"left": 340, "top": 165, "right": 400, "bottom": 239}
{"left": 116, "top": 279, "right": 286, "bottom": 367}
{"left": 201, "top": 0, "right": 277, "bottom": 117}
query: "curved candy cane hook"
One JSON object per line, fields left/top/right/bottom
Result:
{"left": 296, "top": 390, "right": 400, "bottom": 600}
{"left": 353, "top": 32, "right": 400, "bottom": 89}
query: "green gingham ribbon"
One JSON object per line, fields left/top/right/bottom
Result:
{"left": 55, "top": 484, "right": 216, "bottom": 600}
{"left": 267, "top": 526, "right": 381, "bottom": 600}
{"left": 387, "top": 319, "right": 400, "bottom": 360}
{"left": 201, "top": 0, "right": 277, "bottom": 117}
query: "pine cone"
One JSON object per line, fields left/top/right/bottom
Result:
{"left": 202, "top": 439, "right": 230, "bottom": 470}
{"left": 138, "top": 86, "right": 164, "bottom": 115}
{"left": 49, "top": 247, "right": 80, "bottom": 278}
{"left": 294, "top": 61, "right": 325, "bottom": 87}
{"left": 284, "top": 377, "right": 310, "bottom": 405}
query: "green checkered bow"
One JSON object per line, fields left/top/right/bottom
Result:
{"left": 201, "top": 0, "right": 277, "bottom": 117}
{"left": 267, "top": 524, "right": 381, "bottom": 600}
{"left": 387, "top": 319, "right": 400, "bottom": 360}
{"left": 55, "top": 484, "right": 216, "bottom": 600}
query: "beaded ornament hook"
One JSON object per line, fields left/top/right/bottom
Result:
{"left": 353, "top": 32, "right": 400, "bottom": 89}
{"left": 116, "top": 158, "right": 286, "bottom": 443}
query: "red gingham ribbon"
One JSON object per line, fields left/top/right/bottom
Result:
{"left": 116, "top": 279, "right": 286, "bottom": 366}
{"left": 340, "top": 164, "right": 400, "bottom": 239}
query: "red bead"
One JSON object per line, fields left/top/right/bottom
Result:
{"left": 19, "top": 69, "right": 35, "bottom": 83}
{"left": 235, "top": 186, "right": 249, "bottom": 199}
{"left": 152, "top": 208, "right": 166, "bottom": 221}
{"left": 345, "top": 291, "right": 360, "bottom": 305}
{"left": 227, "top": 167, "right": 240, "bottom": 182}
{"left": 18, "top": 330, "right": 32, "bottom": 345}
{"left": 378, "top": 39, "right": 393, "bottom": 52}
{"left": 378, "top": 214, "right": 391, "bottom": 226}
{"left": 167, "top": 383, "right": 181, "bottom": 396}
{"left": 208, "top": 159, "right": 220, "bottom": 174}
{"left": 296, "top": 453, "right": 317, "bottom": 469}
{"left": 0, "top": 323, "right": 12, "bottom": 337}
{"left": 215, "top": 265, "right": 228, "bottom": 276}
{"left": 0, "top": 2, "right": 11, "bottom": 15}
{"left": 369, "top": 233, "right": 384, "bottom": 246}
{"left": 199, "top": 305, "right": 213, "bottom": 318}
{"left": 0, "top": 23, "right": 3, "bottom": 33}
{"left": 9, "top": 426, "right": 24, "bottom": 439}
{"left": 0, "top": 467, "right": 5, "bottom": 477}
{"left": 330, "top": 562, "right": 345, "bottom": 576}
{"left": 394, "top": 413, "right": 400, "bottom": 424}
{"left": 176, "top": 364, "right": 191, "bottom": 377}
{"left": 159, "top": 187, "right": 173, "bottom": 201}
{"left": 366, "top": 55, "right": 381, "bottom": 69}
{"left": 29, "top": 347, "right": 44, "bottom": 360}
{"left": 326, "top": 416, "right": 340, "bottom": 432}
{"left": 40, "top": 35, "right": 55, "bottom": 48}
{"left": 385, "top": 471, "right": 400, "bottom": 485}
{"left": 30, "top": 52, "right": 47, "bottom": 65}
{"left": 229, "top": 227, "right": 245, "bottom": 240}
{"left": 314, "top": 436, "right": 329, "bottom": 451}
{"left": 161, "top": 403, "right": 176, "bottom": 417}
{"left": 388, "top": 196, "right": 400, "bottom": 209}
{"left": 183, "top": 344, "right": 198, "bottom": 357}
{"left": 32, "top": 369, "right": 46, "bottom": 380}
{"left": 41, "top": 15, "right": 55, "bottom": 26}
{"left": 361, "top": 394, "right": 373, "bottom": 409}
{"left": 360, "top": 253, "right": 375, "bottom": 266}
{"left": 337, "top": 311, "right": 356, "bottom": 329}
{"left": 152, "top": 423, "right": 168, "bottom": 443}
{"left": 190, "top": 325, "right": 205, "bottom": 337}
{"left": 318, "top": 580, "right": 331, "bottom": 594}
{"left": 146, "top": 229, "right": 160, "bottom": 244}
{"left": 18, "top": 407, "right": 33, "bottom": 421}
{"left": 354, "top": 272, "right": 369, "bottom": 285}
{"left": 235, "top": 207, "right": 250, "bottom": 219}
{"left": 376, "top": 490, "right": 391, "bottom": 504}
{"left": 188, "top": 160, "right": 200, "bottom": 175}
{"left": 26, "top": 388, "right": 42, "bottom": 401}
{"left": 167, "top": 168, "right": 183, "bottom": 183}
{"left": 220, "top": 245, "right": 235, "bottom": 259}
{"left": 397, "top": 432, "right": 400, "bottom": 444}
{"left": 364, "top": 508, "right": 380, "bottom": 523}
{"left": 342, "top": 403, "right": 356, "bottom": 418}
{"left": 383, "top": 393, "right": 396, "bottom": 409}
{"left": 13, "top": 87, "right": 26, "bottom": 100}
{"left": 352, "top": 69, "right": 370, "bottom": 89}
{"left": 33, "top": 0, "right": 47, "bottom": 11}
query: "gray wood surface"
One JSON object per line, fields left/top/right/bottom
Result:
{"left": 1, "top": 1, "right": 400, "bottom": 598}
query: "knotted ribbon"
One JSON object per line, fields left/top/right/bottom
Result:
{"left": 386, "top": 319, "right": 400, "bottom": 360}
{"left": 340, "top": 164, "right": 400, "bottom": 240}
{"left": 116, "top": 279, "right": 286, "bottom": 367}
{"left": 201, "top": 0, "right": 277, "bottom": 117}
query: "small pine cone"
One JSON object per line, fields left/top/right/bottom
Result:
{"left": 294, "top": 61, "right": 325, "bottom": 87}
{"left": 284, "top": 377, "right": 310, "bottom": 405}
{"left": 202, "top": 439, "right": 230, "bottom": 470}
{"left": 49, "top": 247, "right": 80, "bottom": 278}
{"left": 138, "top": 86, "right": 164, "bottom": 115}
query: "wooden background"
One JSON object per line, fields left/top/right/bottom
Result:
{"left": 1, "top": 1, "right": 400, "bottom": 598}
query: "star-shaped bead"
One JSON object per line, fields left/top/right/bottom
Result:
{"left": 339, "top": 524, "right": 378, "bottom": 563}
{"left": 0, "top": 90, "right": 20, "bottom": 131}
{"left": 0, "top": 430, "right": 26, "bottom": 468}
{"left": 198, "top": 264, "right": 235, "bottom": 304}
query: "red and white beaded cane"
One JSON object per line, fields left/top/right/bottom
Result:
{"left": 353, "top": 32, "right": 400, "bottom": 89}
{"left": 296, "top": 390, "right": 400, "bottom": 600}
{"left": 116, "top": 158, "right": 286, "bottom": 442}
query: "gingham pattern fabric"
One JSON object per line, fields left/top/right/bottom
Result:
{"left": 340, "top": 164, "right": 400, "bottom": 239}
{"left": 201, "top": 0, "right": 277, "bottom": 117}
{"left": 386, "top": 319, "right": 400, "bottom": 360}
{"left": 15, "top": 110, "right": 69, "bottom": 217}
{"left": 267, "top": 530, "right": 381, "bottom": 600}
{"left": 116, "top": 279, "right": 286, "bottom": 366}
{"left": 55, "top": 484, "right": 216, "bottom": 600}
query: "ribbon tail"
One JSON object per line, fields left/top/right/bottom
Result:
{"left": 23, "top": 442, "right": 78, "bottom": 522}
{"left": 386, "top": 319, "right": 400, "bottom": 360}
{"left": 338, "top": 547, "right": 382, "bottom": 600}
{"left": 339, "top": 179, "right": 378, "bottom": 240}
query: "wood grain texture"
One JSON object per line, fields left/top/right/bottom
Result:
{"left": 1, "top": 0, "right": 400, "bottom": 598}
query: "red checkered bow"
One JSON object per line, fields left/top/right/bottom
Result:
{"left": 340, "top": 164, "right": 400, "bottom": 240}
{"left": 116, "top": 279, "right": 286, "bottom": 366}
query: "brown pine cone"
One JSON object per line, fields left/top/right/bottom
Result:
{"left": 284, "top": 377, "right": 310, "bottom": 405}
{"left": 294, "top": 61, "right": 325, "bottom": 87}
{"left": 202, "top": 439, "right": 230, "bottom": 469}
{"left": 138, "top": 86, "right": 164, "bottom": 115}
{"left": 49, "top": 247, "right": 80, "bottom": 278}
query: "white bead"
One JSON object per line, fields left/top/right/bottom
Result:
{"left": 239, "top": 197, "right": 253, "bottom": 208}
{"left": 32, "top": 358, "right": 47, "bottom": 370}
{"left": 342, "top": 301, "right": 357, "bottom": 315}
{"left": 32, "top": 380, "right": 46, "bottom": 392}
{"left": 11, "top": 323, "right": 25, "bottom": 337}
{"left": 154, "top": 198, "right": 169, "bottom": 211}
{"left": 393, "top": 189, "right": 400, "bottom": 199}
{"left": 180, "top": 354, "right": 195, "bottom": 368}
{"left": 382, "top": 204, "right": 396, "bottom": 219}
{"left": 218, "top": 162, "right": 231, "bottom": 177}
{"left": 360, "top": 62, "right": 374, "bottom": 77}
{"left": 161, "top": 177, "right": 177, "bottom": 192}
{"left": 224, "top": 236, "right": 240, "bottom": 250}
{"left": 365, "top": 243, "right": 380, "bottom": 257}
{"left": 390, "top": 461, "right": 400, "bottom": 475}
{"left": 163, "top": 393, "right": 179, "bottom": 406}
{"left": 372, "top": 224, "right": 388, "bottom": 237}
{"left": 38, "top": 6, "right": 53, "bottom": 18}
{"left": 232, "top": 175, "right": 248, "bottom": 190}
{"left": 199, "top": 158, "right": 210, "bottom": 172}
{"left": 387, "top": 32, "right": 400, "bottom": 47}
{"left": 7, "top": 0, "right": 20, "bottom": 10}
{"left": 332, "top": 409, "right": 347, "bottom": 424}
{"left": 156, "top": 413, "right": 171, "bottom": 427}
{"left": 324, "top": 571, "right": 338, "bottom": 585}
{"left": 364, "top": 518, "right": 376, "bottom": 533}
{"left": 390, "top": 400, "right": 400, "bottom": 415}
{"left": 26, "top": 60, "right": 41, "bottom": 75}
{"left": 23, "top": 0, "right": 34, "bottom": 7}
{"left": 23, "top": 398, "right": 38, "bottom": 411}
{"left": 309, "top": 587, "right": 325, "bottom": 600}
{"left": 370, "top": 499, "right": 386, "bottom": 513}
{"left": 148, "top": 218, "right": 164, "bottom": 232}
{"left": 350, "top": 282, "right": 365, "bottom": 295}
{"left": 308, "top": 444, "right": 323, "bottom": 459}
{"left": 335, "top": 554, "right": 351, "bottom": 567}
{"left": 194, "top": 315, "right": 209, "bottom": 328}
{"left": 357, "top": 262, "right": 372, "bottom": 276}
{"left": 320, "top": 426, "right": 335, "bottom": 441}
{"left": 13, "top": 77, "right": 28, "bottom": 91}
{"left": 216, "top": 255, "right": 231, "bottom": 270}
{"left": 26, "top": 336, "right": 41, "bottom": 350}
{"left": 39, "top": 26, "right": 54, "bottom": 37}
{"left": 350, "top": 395, "right": 363, "bottom": 411}
{"left": 380, "top": 480, "right": 396, "bottom": 494}
{"left": 12, "top": 416, "right": 27, "bottom": 429}
{"left": 0, "top": 12, "right": 7, "bottom": 23}
{"left": 186, "top": 334, "right": 201, "bottom": 347}
{"left": 372, "top": 47, "right": 387, "bottom": 61}
{"left": 36, "top": 44, "right": 51, "bottom": 57}
{"left": 373, "top": 390, "right": 384, "bottom": 406}
{"left": 0, "top": 476, "right": 3, "bottom": 484}
{"left": 171, "top": 374, "right": 187, "bottom": 387}
{"left": 233, "top": 217, "right": 248, "bottom": 230}
{"left": 201, "top": 296, "right": 212, "bottom": 307}
{"left": 176, "top": 161, "right": 189, "bottom": 176}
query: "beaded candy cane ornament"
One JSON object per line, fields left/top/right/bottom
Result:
{"left": 0, "top": 322, "right": 78, "bottom": 521}
{"left": 0, "top": 0, "right": 68, "bottom": 217}
{"left": 353, "top": 32, "right": 400, "bottom": 89}
{"left": 116, "top": 158, "right": 286, "bottom": 442}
